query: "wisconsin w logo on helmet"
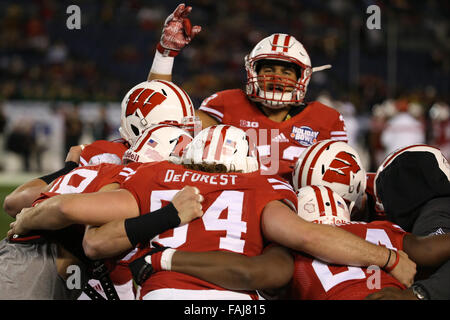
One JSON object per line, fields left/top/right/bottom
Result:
{"left": 292, "top": 140, "right": 366, "bottom": 214}
{"left": 119, "top": 80, "right": 196, "bottom": 146}
{"left": 323, "top": 151, "right": 362, "bottom": 192}
{"left": 125, "top": 88, "right": 167, "bottom": 118}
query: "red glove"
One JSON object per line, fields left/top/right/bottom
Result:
{"left": 157, "top": 3, "right": 202, "bottom": 57}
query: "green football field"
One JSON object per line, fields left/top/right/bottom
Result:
{"left": 0, "top": 185, "right": 18, "bottom": 238}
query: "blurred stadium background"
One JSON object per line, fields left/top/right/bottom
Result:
{"left": 0, "top": 0, "right": 448, "bottom": 235}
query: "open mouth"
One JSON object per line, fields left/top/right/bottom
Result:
{"left": 266, "top": 83, "right": 285, "bottom": 93}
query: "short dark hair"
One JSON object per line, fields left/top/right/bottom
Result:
{"left": 182, "top": 162, "right": 242, "bottom": 173}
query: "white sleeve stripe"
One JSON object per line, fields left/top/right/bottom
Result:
{"left": 268, "top": 178, "right": 293, "bottom": 189}
{"left": 198, "top": 106, "right": 224, "bottom": 119}
{"left": 119, "top": 172, "right": 129, "bottom": 177}
{"left": 207, "top": 113, "right": 222, "bottom": 123}
{"left": 272, "top": 185, "right": 295, "bottom": 191}
{"left": 331, "top": 136, "right": 348, "bottom": 141}
{"left": 79, "top": 157, "right": 88, "bottom": 166}
{"left": 122, "top": 167, "right": 135, "bottom": 173}
{"left": 330, "top": 131, "right": 347, "bottom": 135}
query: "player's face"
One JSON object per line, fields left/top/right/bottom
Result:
{"left": 257, "top": 63, "right": 298, "bottom": 93}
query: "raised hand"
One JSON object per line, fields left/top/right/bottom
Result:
{"left": 157, "top": 3, "right": 202, "bottom": 57}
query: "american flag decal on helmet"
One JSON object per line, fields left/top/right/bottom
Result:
{"left": 147, "top": 139, "right": 158, "bottom": 148}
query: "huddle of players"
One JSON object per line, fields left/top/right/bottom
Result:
{"left": 7, "top": 77, "right": 449, "bottom": 300}
{"left": 4, "top": 4, "right": 450, "bottom": 300}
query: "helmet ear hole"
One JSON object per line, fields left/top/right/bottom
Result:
{"left": 131, "top": 125, "right": 140, "bottom": 137}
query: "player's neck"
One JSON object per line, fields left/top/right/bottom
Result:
{"left": 260, "top": 105, "right": 290, "bottom": 122}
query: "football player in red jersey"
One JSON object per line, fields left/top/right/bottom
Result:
{"left": 135, "top": 185, "right": 450, "bottom": 300}
{"left": 3, "top": 80, "right": 198, "bottom": 218}
{"left": 55, "top": 125, "right": 417, "bottom": 299}
{"left": 1, "top": 124, "right": 199, "bottom": 300}
{"left": 148, "top": 4, "right": 345, "bottom": 183}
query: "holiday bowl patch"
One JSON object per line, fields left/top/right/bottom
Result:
{"left": 290, "top": 126, "right": 319, "bottom": 146}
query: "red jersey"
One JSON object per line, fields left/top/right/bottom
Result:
{"left": 120, "top": 161, "right": 298, "bottom": 298}
{"left": 13, "top": 162, "right": 134, "bottom": 243}
{"left": 198, "top": 89, "right": 347, "bottom": 182}
{"left": 43, "top": 162, "right": 134, "bottom": 197}
{"left": 30, "top": 162, "right": 141, "bottom": 285}
{"left": 79, "top": 139, "right": 129, "bottom": 167}
{"left": 288, "top": 220, "right": 408, "bottom": 300}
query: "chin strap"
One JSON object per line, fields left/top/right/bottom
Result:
{"left": 312, "top": 64, "right": 332, "bottom": 73}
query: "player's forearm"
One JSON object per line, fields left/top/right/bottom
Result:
{"left": 170, "top": 248, "right": 293, "bottom": 290}
{"left": 196, "top": 110, "right": 220, "bottom": 128}
{"left": 147, "top": 49, "right": 174, "bottom": 81}
{"left": 50, "top": 190, "right": 139, "bottom": 226}
{"left": 302, "top": 223, "right": 391, "bottom": 268}
{"left": 147, "top": 72, "right": 172, "bottom": 82}
{"left": 403, "top": 233, "right": 450, "bottom": 267}
{"left": 22, "top": 195, "right": 75, "bottom": 231}
{"left": 262, "top": 201, "right": 390, "bottom": 268}
{"left": 83, "top": 222, "right": 132, "bottom": 260}
{"left": 3, "top": 179, "right": 48, "bottom": 217}
{"left": 170, "top": 251, "right": 257, "bottom": 290}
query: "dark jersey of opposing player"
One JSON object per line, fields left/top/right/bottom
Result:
{"left": 120, "top": 160, "right": 298, "bottom": 298}
{"left": 288, "top": 220, "right": 408, "bottom": 300}
{"left": 198, "top": 89, "right": 347, "bottom": 182}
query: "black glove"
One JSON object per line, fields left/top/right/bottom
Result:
{"left": 129, "top": 243, "right": 169, "bottom": 285}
